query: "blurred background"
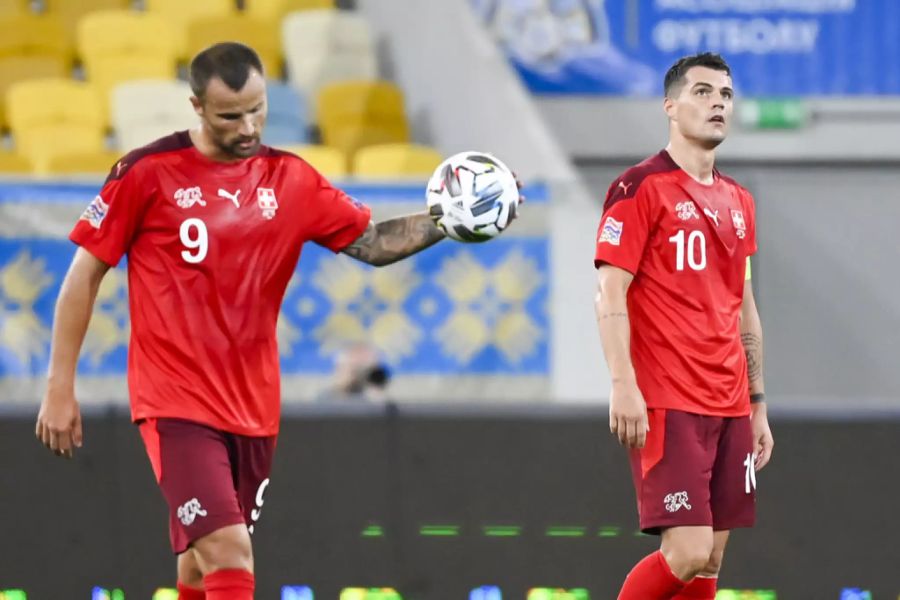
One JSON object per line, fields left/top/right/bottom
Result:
{"left": 0, "top": 0, "right": 898, "bottom": 598}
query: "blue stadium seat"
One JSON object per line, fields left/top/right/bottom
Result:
{"left": 263, "top": 80, "right": 309, "bottom": 146}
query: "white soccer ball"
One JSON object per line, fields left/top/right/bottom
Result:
{"left": 426, "top": 151, "right": 520, "bottom": 243}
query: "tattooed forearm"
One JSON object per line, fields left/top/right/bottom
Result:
{"left": 741, "top": 332, "right": 763, "bottom": 383}
{"left": 599, "top": 312, "right": 628, "bottom": 319}
{"left": 342, "top": 213, "right": 445, "bottom": 266}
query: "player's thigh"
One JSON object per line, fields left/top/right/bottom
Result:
{"left": 628, "top": 409, "right": 717, "bottom": 533}
{"left": 232, "top": 433, "right": 278, "bottom": 535}
{"left": 710, "top": 415, "right": 756, "bottom": 531}
{"left": 138, "top": 418, "right": 247, "bottom": 553}
{"left": 661, "top": 525, "right": 715, "bottom": 565}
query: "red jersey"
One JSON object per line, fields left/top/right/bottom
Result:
{"left": 70, "top": 132, "right": 371, "bottom": 436}
{"left": 594, "top": 150, "right": 757, "bottom": 417}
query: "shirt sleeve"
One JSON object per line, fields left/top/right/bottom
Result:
{"left": 68, "top": 165, "right": 148, "bottom": 267}
{"left": 307, "top": 171, "right": 372, "bottom": 253}
{"left": 593, "top": 180, "right": 654, "bottom": 274}
{"left": 744, "top": 188, "right": 758, "bottom": 256}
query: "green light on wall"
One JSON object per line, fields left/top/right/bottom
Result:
{"left": 482, "top": 525, "right": 522, "bottom": 537}
{"left": 545, "top": 526, "right": 586, "bottom": 537}
{"left": 716, "top": 590, "right": 777, "bottom": 599}
{"left": 597, "top": 526, "right": 621, "bottom": 537}
{"left": 339, "top": 588, "right": 402, "bottom": 600}
{"left": 0, "top": 591, "right": 27, "bottom": 600}
{"left": 361, "top": 525, "right": 384, "bottom": 537}
{"left": 527, "top": 588, "right": 590, "bottom": 600}
{"left": 419, "top": 525, "right": 460, "bottom": 536}
{"left": 151, "top": 588, "right": 178, "bottom": 600}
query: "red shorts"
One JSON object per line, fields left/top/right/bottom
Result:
{"left": 138, "top": 418, "right": 277, "bottom": 554}
{"left": 629, "top": 409, "right": 756, "bottom": 534}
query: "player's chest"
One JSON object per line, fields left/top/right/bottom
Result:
{"left": 651, "top": 188, "right": 749, "bottom": 273}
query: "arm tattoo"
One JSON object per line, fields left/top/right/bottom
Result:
{"left": 599, "top": 312, "right": 628, "bottom": 319}
{"left": 741, "top": 332, "right": 763, "bottom": 382}
{"left": 342, "top": 213, "right": 445, "bottom": 266}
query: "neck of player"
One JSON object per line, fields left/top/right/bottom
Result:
{"left": 665, "top": 137, "right": 716, "bottom": 185}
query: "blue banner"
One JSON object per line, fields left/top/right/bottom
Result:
{"left": 475, "top": 0, "right": 900, "bottom": 96}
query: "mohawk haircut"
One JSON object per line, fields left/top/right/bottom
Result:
{"left": 189, "top": 42, "right": 264, "bottom": 99}
{"left": 664, "top": 52, "right": 731, "bottom": 98}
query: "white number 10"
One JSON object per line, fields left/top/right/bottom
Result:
{"left": 668, "top": 230, "right": 706, "bottom": 271}
{"left": 180, "top": 218, "right": 208, "bottom": 263}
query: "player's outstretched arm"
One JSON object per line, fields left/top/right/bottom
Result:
{"left": 36, "top": 248, "right": 111, "bottom": 459}
{"left": 595, "top": 264, "right": 649, "bottom": 449}
{"left": 741, "top": 278, "right": 773, "bottom": 471}
{"left": 341, "top": 213, "right": 445, "bottom": 267}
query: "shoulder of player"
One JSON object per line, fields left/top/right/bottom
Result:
{"left": 104, "top": 131, "right": 194, "bottom": 183}
{"left": 257, "top": 145, "right": 324, "bottom": 178}
{"left": 716, "top": 171, "right": 755, "bottom": 202}
{"left": 604, "top": 150, "right": 680, "bottom": 210}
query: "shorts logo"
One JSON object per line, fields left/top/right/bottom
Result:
{"left": 675, "top": 201, "right": 699, "bottom": 221}
{"left": 248, "top": 478, "right": 270, "bottom": 534}
{"left": 175, "top": 187, "right": 205, "bottom": 209}
{"left": 598, "top": 216, "right": 623, "bottom": 246}
{"left": 664, "top": 491, "right": 692, "bottom": 513}
{"left": 177, "top": 498, "right": 208, "bottom": 526}
{"left": 80, "top": 195, "right": 109, "bottom": 229}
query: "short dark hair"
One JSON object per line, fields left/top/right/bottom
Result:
{"left": 189, "top": 42, "right": 264, "bottom": 98}
{"left": 664, "top": 52, "right": 731, "bottom": 98}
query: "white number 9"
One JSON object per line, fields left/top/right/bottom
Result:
{"left": 180, "top": 218, "right": 208, "bottom": 263}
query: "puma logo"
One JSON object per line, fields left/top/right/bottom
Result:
{"left": 617, "top": 181, "right": 633, "bottom": 195}
{"left": 217, "top": 188, "right": 241, "bottom": 208}
{"left": 703, "top": 207, "right": 720, "bottom": 226}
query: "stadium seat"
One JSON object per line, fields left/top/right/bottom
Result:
{"left": 0, "top": 55, "right": 68, "bottom": 130}
{"left": 42, "top": 0, "right": 131, "bottom": 47}
{"left": 6, "top": 78, "right": 106, "bottom": 173}
{"left": 316, "top": 80, "right": 410, "bottom": 161}
{"left": 353, "top": 143, "right": 442, "bottom": 178}
{"left": 77, "top": 11, "right": 179, "bottom": 117}
{"left": 282, "top": 10, "right": 377, "bottom": 94}
{"left": 245, "top": 0, "right": 335, "bottom": 22}
{"left": 46, "top": 150, "right": 122, "bottom": 176}
{"left": 145, "top": 0, "right": 236, "bottom": 60}
{"left": 0, "top": 0, "right": 27, "bottom": 16}
{"left": 186, "top": 15, "right": 281, "bottom": 77}
{"left": 0, "top": 151, "right": 31, "bottom": 173}
{"left": 277, "top": 144, "right": 347, "bottom": 178}
{"left": 0, "top": 13, "right": 73, "bottom": 67}
{"left": 111, "top": 80, "right": 197, "bottom": 151}
{"left": 262, "top": 81, "right": 310, "bottom": 146}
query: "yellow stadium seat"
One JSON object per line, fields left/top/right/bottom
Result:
{"left": 111, "top": 80, "right": 196, "bottom": 151}
{"left": 6, "top": 78, "right": 104, "bottom": 134}
{"left": 0, "top": 14, "right": 73, "bottom": 66}
{"left": 353, "top": 143, "right": 442, "bottom": 178}
{"left": 46, "top": 150, "right": 122, "bottom": 175}
{"left": 245, "top": 0, "right": 335, "bottom": 22}
{"left": 278, "top": 144, "right": 347, "bottom": 178}
{"left": 316, "top": 80, "right": 410, "bottom": 160}
{"left": 0, "top": 151, "right": 31, "bottom": 173}
{"left": 77, "top": 11, "right": 178, "bottom": 114}
{"left": 43, "top": 0, "right": 131, "bottom": 45}
{"left": 0, "top": 0, "right": 28, "bottom": 16}
{"left": 145, "top": 0, "right": 236, "bottom": 60}
{"left": 282, "top": 10, "right": 377, "bottom": 93}
{"left": 16, "top": 126, "right": 107, "bottom": 175}
{"left": 186, "top": 15, "right": 282, "bottom": 77}
{"left": 0, "top": 55, "right": 68, "bottom": 129}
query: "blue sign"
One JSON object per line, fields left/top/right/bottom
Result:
{"left": 475, "top": 0, "right": 900, "bottom": 96}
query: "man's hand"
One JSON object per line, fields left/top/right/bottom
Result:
{"left": 36, "top": 387, "right": 83, "bottom": 459}
{"left": 609, "top": 379, "right": 649, "bottom": 449}
{"left": 750, "top": 402, "right": 774, "bottom": 471}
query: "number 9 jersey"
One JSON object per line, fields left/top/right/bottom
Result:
{"left": 594, "top": 150, "right": 757, "bottom": 417}
{"left": 69, "top": 131, "right": 371, "bottom": 436}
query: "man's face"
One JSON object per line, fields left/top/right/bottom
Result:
{"left": 192, "top": 69, "right": 267, "bottom": 159}
{"left": 665, "top": 66, "right": 733, "bottom": 149}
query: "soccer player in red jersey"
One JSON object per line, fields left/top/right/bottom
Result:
{"left": 33, "top": 42, "right": 488, "bottom": 599}
{"left": 594, "top": 53, "right": 774, "bottom": 600}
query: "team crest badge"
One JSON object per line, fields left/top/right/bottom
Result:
{"left": 598, "top": 216, "right": 623, "bottom": 246}
{"left": 675, "top": 201, "right": 699, "bottom": 221}
{"left": 257, "top": 188, "right": 278, "bottom": 220}
{"left": 731, "top": 209, "right": 746, "bottom": 239}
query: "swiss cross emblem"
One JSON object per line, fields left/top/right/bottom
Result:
{"left": 731, "top": 209, "right": 746, "bottom": 239}
{"left": 257, "top": 188, "right": 278, "bottom": 220}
